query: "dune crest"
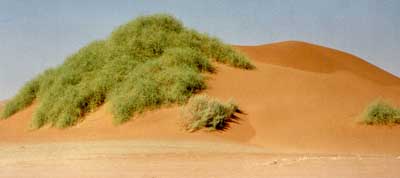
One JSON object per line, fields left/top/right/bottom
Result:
{"left": 237, "top": 41, "right": 400, "bottom": 86}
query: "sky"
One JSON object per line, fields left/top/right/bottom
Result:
{"left": 0, "top": 0, "right": 399, "bottom": 100}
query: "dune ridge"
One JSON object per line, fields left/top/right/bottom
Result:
{"left": 1, "top": 41, "right": 400, "bottom": 155}
{"left": 237, "top": 41, "right": 400, "bottom": 86}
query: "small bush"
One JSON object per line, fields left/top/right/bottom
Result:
{"left": 183, "top": 95, "right": 238, "bottom": 132}
{"left": 1, "top": 14, "right": 253, "bottom": 128}
{"left": 362, "top": 100, "right": 400, "bottom": 125}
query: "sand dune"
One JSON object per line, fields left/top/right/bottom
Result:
{"left": 236, "top": 41, "right": 400, "bottom": 85}
{"left": 1, "top": 41, "right": 400, "bottom": 155}
{"left": 216, "top": 41, "right": 400, "bottom": 154}
{"left": 2, "top": 41, "right": 400, "bottom": 178}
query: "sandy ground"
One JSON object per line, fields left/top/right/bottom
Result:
{"left": 1, "top": 41, "right": 400, "bottom": 177}
{"left": 1, "top": 140, "right": 400, "bottom": 178}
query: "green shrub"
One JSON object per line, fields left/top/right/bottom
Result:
{"left": 0, "top": 14, "right": 253, "bottom": 128}
{"left": 183, "top": 95, "right": 238, "bottom": 132}
{"left": 1, "top": 78, "right": 39, "bottom": 118}
{"left": 362, "top": 100, "right": 400, "bottom": 125}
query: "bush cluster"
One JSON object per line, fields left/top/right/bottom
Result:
{"left": 1, "top": 14, "right": 253, "bottom": 128}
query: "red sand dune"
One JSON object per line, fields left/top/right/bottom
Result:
{"left": 1, "top": 41, "right": 400, "bottom": 155}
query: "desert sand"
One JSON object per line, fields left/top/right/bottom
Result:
{"left": 1, "top": 41, "right": 400, "bottom": 178}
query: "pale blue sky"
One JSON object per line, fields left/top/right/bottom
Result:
{"left": 1, "top": 0, "right": 399, "bottom": 99}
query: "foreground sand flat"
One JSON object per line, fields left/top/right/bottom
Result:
{"left": 1, "top": 140, "right": 400, "bottom": 178}
{"left": 1, "top": 41, "right": 400, "bottom": 177}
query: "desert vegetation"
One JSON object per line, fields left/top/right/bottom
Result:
{"left": 0, "top": 14, "right": 253, "bottom": 128}
{"left": 362, "top": 100, "right": 400, "bottom": 125}
{"left": 183, "top": 95, "right": 238, "bottom": 131}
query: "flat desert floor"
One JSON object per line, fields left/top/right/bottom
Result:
{"left": 1, "top": 140, "right": 400, "bottom": 178}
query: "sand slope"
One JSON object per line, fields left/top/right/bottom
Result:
{"left": 236, "top": 41, "right": 400, "bottom": 85}
{"left": 1, "top": 41, "right": 400, "bottom": 155}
